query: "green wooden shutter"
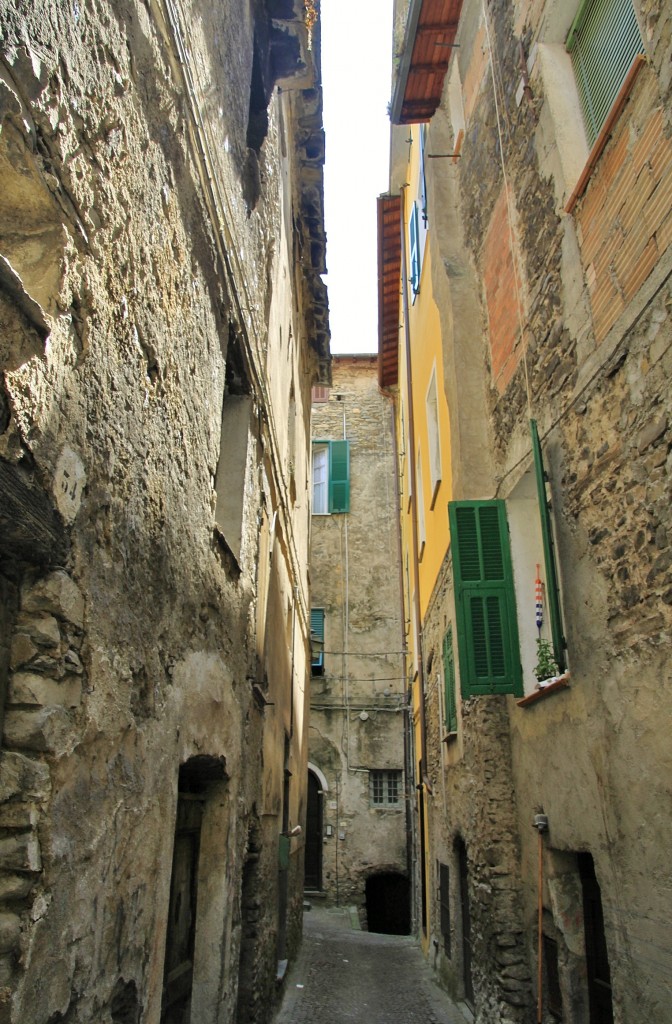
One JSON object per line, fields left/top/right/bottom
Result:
{"left": 310, "top": 608, "right": 324, "bottom": 673}
{"left": 443, "top": 626, "right": 457, "bottom": 733}
{"left": 449, "top": 501, "right": 522, "bottom": 697}
{"left": 329, "top": 440, "right": 350, "bottom": 513}
{"left": 530, "top": 420, "right": 566, "bottom": 672}
{"left": 567, "top": 0, "right": 644, "bottom": 146}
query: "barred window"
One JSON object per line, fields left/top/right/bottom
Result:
{"left": 370, "top": 770, "right": 402, "bottom": 807}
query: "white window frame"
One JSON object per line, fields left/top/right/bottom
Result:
{"left": 312, "top": 444, "right": 328, "bottom": 515}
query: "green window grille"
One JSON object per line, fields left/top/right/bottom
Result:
{"left": 530, "top": 420, "right": 567, "bottom": 672}
{"left": 567, "top": 0, "right": 644, "bottom": 146}
{"left": 448, "top": 500, "right": 522, "bottom": 697}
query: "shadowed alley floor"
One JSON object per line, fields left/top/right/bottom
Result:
{"left": 272, "top": 902, "right": 468, "bottom": 1024}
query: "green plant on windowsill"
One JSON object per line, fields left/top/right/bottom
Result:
{"left": 534, "top": 637, "right": 559, "bottom": 684}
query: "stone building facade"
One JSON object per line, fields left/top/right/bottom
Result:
{"left": 382, "top": 1, "right": 672, "bottom": 1022}
{"left": 0, "top": 1, "right": 328, "bottom": 1022}
{"left": 307, "top": 356, "right": 408, "bottom": 928}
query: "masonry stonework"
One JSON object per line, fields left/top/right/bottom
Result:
{"left": 308, "top": 357, "right": 408, "bottom": 923}
{"left": 386, "top": 0, "right": 672, "bottom": 1021}
{"left": 0, "top": 1, "right": 328, "bottom": 1021}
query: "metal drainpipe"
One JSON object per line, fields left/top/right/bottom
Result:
{"left": 399, "top": 186, "right": 430, "bottom": 792}
{"left": 381, "top": 386, "right": 416, "bottom": 925}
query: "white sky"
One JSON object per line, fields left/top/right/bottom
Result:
{"left": 320, "top": 0, "right": 394, "bottom": 355}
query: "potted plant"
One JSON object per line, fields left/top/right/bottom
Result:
{"left": 534, "top": 637, "right": 559, "bottom": 685}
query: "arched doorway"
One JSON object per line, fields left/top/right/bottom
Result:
{"left": 305, "top": 765, "right": 327, "bottom": 892}
{"left": 365, "top": 872, "right": 410, "bottom": 935}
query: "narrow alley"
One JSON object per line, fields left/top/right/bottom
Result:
{"left": 273, "top": 903, "right": 466, "bottom": 1024}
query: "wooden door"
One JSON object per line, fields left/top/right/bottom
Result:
{"left": 161, "top": 796, "right": 204, "bottom": 1024}
{"left": 579, "top": 854, "right": 614, "bottom": 1024}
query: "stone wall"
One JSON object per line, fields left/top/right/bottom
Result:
{"left": 420, "top": 557, "right": 531, "bottom": 1023}
{"left": 400, "top": 0, "right": 672, "bottom": 1020}
{"left": 0, "top": 1, "right": 327, "bottom": 1021}
{"left": 309, "top": 357, "right": 408, "bottom": 919}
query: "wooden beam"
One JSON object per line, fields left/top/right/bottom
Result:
{"left": 0, "top": 460, "right": 67, "bottom": 565}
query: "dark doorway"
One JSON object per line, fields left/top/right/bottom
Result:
{"left": 456, "top": 838, "right": 474, "bottom": 1007}
{"left": 305, "top": 770, "right": 323, "bottom": 891}
{"left": 365, "top": 872, "right": 410, "bottom": 935}
{"left": 161, "top": 756, "right": 226, "bottom": 1024}
{"left": 579, "top": 853, "right": 614, "bottom": 1024}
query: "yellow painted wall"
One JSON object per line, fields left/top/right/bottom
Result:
{"left": 398, "top": 125, "right": 453, "bottom": 638}
{"left": 394, "top": 125, "right": 455, "bottom": 948}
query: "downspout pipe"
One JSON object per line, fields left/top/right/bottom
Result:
{"left": 399, "top": 185, "right": 431, "bottom": 793}
{"left": 382, "top": 386, "right": 415, "bottom": 919}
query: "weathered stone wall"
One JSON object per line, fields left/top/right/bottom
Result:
{"left": 418, "top": 0, "right": 672, "bottom": 1021}
{"left": 420, "top": 556, "right": 531, "bottom": 1023}
{"left": 0, "top": 1, "right": 327, "bottom": 1021}
{"left": 309, "top": 357, "right": 408, "bottom": 917}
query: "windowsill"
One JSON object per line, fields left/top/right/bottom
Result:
{"left": 516, "top": 672, "right": 571, "bottom": 707}
{"left": 565, "top": 54, "right": 646, "bottom": 214}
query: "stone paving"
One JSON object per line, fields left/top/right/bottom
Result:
{"left": 272, "top": 902, "right": 468, "bottom": 1024}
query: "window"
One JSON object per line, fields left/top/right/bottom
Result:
{"left": 311, "top": 385, "right": 329, "bottom": 404}
{"left": 567, "top": 0, "right": 644, "bottom": 146}
{"left": 214, "top": 394, "right": 253, "bottom": 565}
{"left": 310, "top": 608, "right": 324, "bottom": 675}
{"left": 448, "top": 500, "right": 523, "bottom": 697}
{"left": 311, "top": 440, "right": 350, "bottom": 514}
{"left": 530, "top": 420, "right": 567, "bottom": 672}
{"left": 370, "top": 770, "right": 402, "bottom": 807}
{"left": 409, "top": 202, "right": 420, "bottom": 299}
{"left": 312, "top": 446, "right": 328, "bottom": 514}
{"left": 426, "top": 367, "right": 442, "bottom": 506}
{"left": 443, "top": 626, "right": 457, "bottom": 734}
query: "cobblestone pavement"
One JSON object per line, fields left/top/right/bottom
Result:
{"left": 272, "top": 902, "right": 468, "bottom": 1024}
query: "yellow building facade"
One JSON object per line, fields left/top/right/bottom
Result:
{"left": 379, "top": 121, "right": 454, "bottom": 946}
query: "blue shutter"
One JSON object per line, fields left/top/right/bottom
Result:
{"left": 329, "top": 440, "right": 350, "bottom": 513}
{"left": 409, "top": 203, "right": 420, "bottom": 298}
{"left": 449, "top": 501, "right": 522, "bottom": 697}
